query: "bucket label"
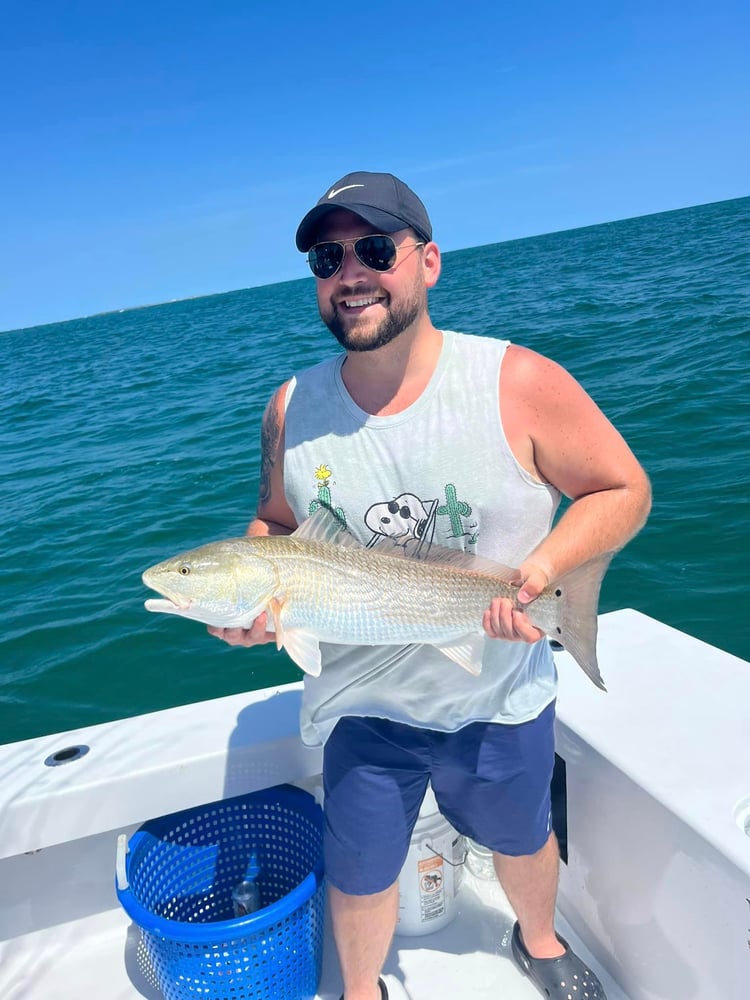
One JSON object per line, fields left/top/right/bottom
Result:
{"left": 417, "top": 855, "right": 445, "bottom": 921}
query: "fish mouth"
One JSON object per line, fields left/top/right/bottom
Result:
{"left": 144, "top": 596, "right": 193, "bottom": 613}
{"left": 142, "top": 569, "right": 193, "bottom": 612}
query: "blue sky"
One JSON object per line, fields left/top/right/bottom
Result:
{"left": 2, "top": 1, "right": 748, "bottom": 332}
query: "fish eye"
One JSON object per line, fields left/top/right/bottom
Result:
{"left": 179, "top": 565, "right": 191, "bottom": 576}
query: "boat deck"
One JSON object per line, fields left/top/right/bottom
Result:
{"left": 2, "top": 864, "right": 626, "bottom": 999}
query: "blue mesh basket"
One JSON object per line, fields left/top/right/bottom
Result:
{"left": 116, "top": 784, "right": 325, "bottom": 1000}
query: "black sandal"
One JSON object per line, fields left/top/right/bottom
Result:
{"left": 339, "top": 976, "right": 388, "bottom": 1000}
{"left": 511, "top": 921, "right": 607, "bottom": 998}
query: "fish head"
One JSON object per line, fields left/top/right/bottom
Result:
{"left": 142, "top": 538, "right": 278, "bottom": 628}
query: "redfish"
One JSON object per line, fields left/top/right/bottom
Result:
{"left": 143, "top": 506, "right": 611, "bottom": 689}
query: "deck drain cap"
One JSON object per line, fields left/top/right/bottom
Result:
{"left": 44, "top": 744, "right": 90, "bottom": 767}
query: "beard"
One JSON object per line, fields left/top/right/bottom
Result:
{"left": 321, "top": 284, "right": 425, "bottom": 353}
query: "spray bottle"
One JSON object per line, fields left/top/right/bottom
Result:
{"left": 232, "top": 851, "right": 262, "bottom": 917}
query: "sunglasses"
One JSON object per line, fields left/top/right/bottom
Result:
{"left": 307, "top": 234, "right": 425, "bottom": 279}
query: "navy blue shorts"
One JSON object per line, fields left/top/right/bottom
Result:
{"left": 322, "top": 702, "right": 556, "bottom": 895}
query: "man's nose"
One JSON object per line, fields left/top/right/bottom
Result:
{"left": 337, "top": 242, "right": 368, "bottom": 281}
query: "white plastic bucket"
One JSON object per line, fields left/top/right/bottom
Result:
{"left": 465, "top": 838, "right": 496, "bottom": 880}
{"left": 395, "top": 785, "right": 465, "bottom": 936}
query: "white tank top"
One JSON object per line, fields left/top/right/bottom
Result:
{"left": 283, "top": 330, "right": 561, "bottom": 746}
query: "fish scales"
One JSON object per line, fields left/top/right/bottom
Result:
{"left": 248, "top": 536, "right": 546, "bottom": 645}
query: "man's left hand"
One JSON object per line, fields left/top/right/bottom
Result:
{"left": 482, "top": 562, "right": 549, "bottom": 643}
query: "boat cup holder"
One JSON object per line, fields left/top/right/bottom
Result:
{"left": 733, "top": 796, "right": 750, "bottom": 837}
{"left": 44, "top": 744, "right": 90, "bottom": 767}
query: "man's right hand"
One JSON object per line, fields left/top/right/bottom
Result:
{"left": 207, "top": 613, "right": 277, "bottom": 648}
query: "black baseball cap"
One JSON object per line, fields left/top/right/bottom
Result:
{"left": 295, "top": 171, "right": 432, "bottom": 252}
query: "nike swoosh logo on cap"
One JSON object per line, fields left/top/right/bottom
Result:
{"left": 327, "top": 184, "right": 365, "bottom": 199}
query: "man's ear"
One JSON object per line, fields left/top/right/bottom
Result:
{"left": 422, "top": 241, "right": 441, "bottom": 289}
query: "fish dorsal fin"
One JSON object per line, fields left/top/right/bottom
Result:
{"left": 293, "top": 506, "right": 519, "bottom": 584}
{"left": 292, "top": 506, "right": 362, "bottom": 549}
{"left": 374, "top": 536, "right": 519, "bottom": 583}
{"left": 435, "top": 634, "right": 486, "bottom": 675}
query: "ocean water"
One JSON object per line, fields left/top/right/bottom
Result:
{"left": 2, "top": 197, "right": 749, "bottom": 746}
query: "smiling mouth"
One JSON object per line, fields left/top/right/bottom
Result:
{"left": 341, "top": 294, "right": 385, "bottom": 309}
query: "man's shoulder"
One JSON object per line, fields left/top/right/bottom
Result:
{"left": 502, "top": 343, "right": 558, "bottom": 379}
{"left": 501, "top": 344, "right": 592, "bottom": 417}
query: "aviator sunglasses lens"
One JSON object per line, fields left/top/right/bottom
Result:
{"left": 307, "top": 235, "right": 399, "bottom": 278}
{"left": 354, "top": 235, "right": 398, "bottom": 271}
{"left": 308, "top": 243, "right": 344, "bottom": 279}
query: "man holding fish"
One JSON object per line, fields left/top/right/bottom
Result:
{"left": 181, "top": 172, "right": 651, "bottom": 999}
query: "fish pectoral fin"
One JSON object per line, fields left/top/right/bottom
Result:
{"left": 260, "top": 591, "right": 323, "bottom": 678}
{"left": 434, "top": 634, "right": 485, "bottom": 676}
{"left": 268, "top": 596, "right": 287, "bottom": 651}
{"left": 282, "top": 629, "right": 323, "bottom": 677}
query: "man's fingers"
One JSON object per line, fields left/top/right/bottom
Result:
{"left": 206, "top": 613, "right": 274, "bottom": 647}
{"left": 483, "top": 598, "right": 544, "bottom": 643}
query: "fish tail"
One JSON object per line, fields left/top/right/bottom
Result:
{"left": 548, "top": 553, "right": 613, "bottom": 690}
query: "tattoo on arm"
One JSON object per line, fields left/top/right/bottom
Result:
{"left": 259, "top": 392, "right": 282, "bottom": 506}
